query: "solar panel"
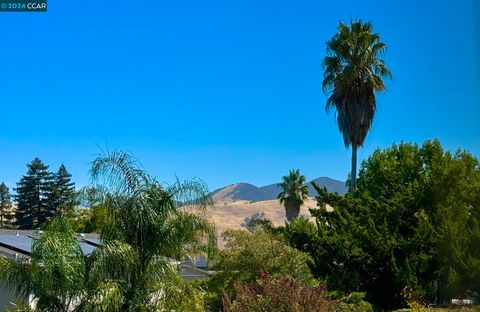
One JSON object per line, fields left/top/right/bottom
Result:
{"left": 82, "top": 237, "right": 101, "bottom": 246}
{"left": 80, "top": 242, "right": 96, "bottom": 255}
{"left": 0, "top": 235, "right": 99, "bottom": 258}
{"left": 0, "top": 235, "right": 33, "bottom": 255}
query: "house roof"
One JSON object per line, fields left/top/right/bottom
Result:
{"left": 0, "top": 230, "right": 101, "bottom": 259}
{"left": 0, "top": 231, "right": 213, "bottom": 279}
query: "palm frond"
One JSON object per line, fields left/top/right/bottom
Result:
{"left": 322, "top": 20, "right": 391, "bottom": 148}
{"left": 86, "top": 150, "right": 216, "bottom": 310}
{"left": 0, "top": 257, "right": 32, "bottom": 297}
{"left": 90, "top": 149, "right": 150, "bottom": 194}
{"left": 158, "top": 210, "right": 216, "bottom": 259}
{"left": 166, "top": 178, "right": 214, "bottom": 212}
{"left": 83, "top": 280, "right": 123, "bottom": 312}
{"left": 87, "top": 240, "right": 139, "bottom": 285}
{"left": 278, "top": 170, "right": 310, "bottom": 221}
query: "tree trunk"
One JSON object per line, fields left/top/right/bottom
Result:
{"left": 351, "top": 145, "right": 357, "bottom": 194}
{"left": 285, "top": 202, "right": 300, "bottom": 222}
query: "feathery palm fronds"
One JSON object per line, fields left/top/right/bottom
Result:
{"left": 1, "top": 150, "right": 214, "bottom": 312}
{"left": 323, "top": 20, "right": 391, "bottom": 193}
{"left": 278, "top": 169, "right": 309, "bottom": 222}
{"left": 0, "top": 218, "right": 87, "bottom": 312}
{"left": 85, "top": 150, "right": 215, "bottom": 311}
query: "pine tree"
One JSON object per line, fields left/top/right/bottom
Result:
{"left": 53, "top": 164, "right": 75, "bottom": 215}
{"left": 0, "top": 182, "right": 13, "bottom": 229}
{"left": 14, "top": 158, "right": 55, "bottom": 229}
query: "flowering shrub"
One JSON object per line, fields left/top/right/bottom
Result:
{"left": 222, "top": 272, "right": 335, "bottom": 312}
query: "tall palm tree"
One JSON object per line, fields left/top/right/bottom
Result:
{"left": 322, "top": 20, "right": 392, "bottom": 193}
{"left": 278, "top": 169, "right": 309, "bottom": 222}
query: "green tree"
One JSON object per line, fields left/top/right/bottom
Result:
{"left": 14, "top": 158, "right": 56, "bottom": 228}
{"left": 0, "top": 218, "right": 87, "bottom": 312}
{"left": 278, "top": 169, "right": 309, "bottom": 222}
{"left": 205, "top": 229, "right": 314, "bottom": 310}
{"left": 71, "top": 186, "right": 108, "bottom": 233}
{"left": 81, "top": 150, "right": 215, "bottom": 311}
{"left": 284, "top": 218, "right": 322, "bottom": 277}
{"left": 52, "top": 164, "right": 75, "bottom": 216}
{"left": 0, "top": 151, "right": 214, "bottom": 311}
{"left": 299, "top": 140, "right": 480, "bottom": 309}
{"left": 0, "top": 182, "right": 13, "bottom": 229}
{"left": 322, "top": 20, "right": 392, "bottom": 193}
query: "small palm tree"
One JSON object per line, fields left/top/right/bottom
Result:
{"left": 0, "top": 218, "right": 87, "bottom": 312}
{"left": 278, "top": 170, "right": 309, "bottom": 222}
{"left": 81, "top": 150, "right": 215, "bottom": 311}
{"left": 323, "top": 20, "right": 392, "bottom": 193}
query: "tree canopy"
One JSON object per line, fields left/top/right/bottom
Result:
{"left": 286, "top": 140, "right": 480, "bottom": 309}
{"left": 14, "top": 159, "right": 76, "bottom": 229}
{"left": 278, "top": 169, "right": 309, "bottom": 222}
{"left": 0, "top": 182, "right": 13, "bottom": 229}
{"left": 322, "top": 20, "right": 392, "bottom": 192}
{"left": 14, "top": 158, "right": 56, "bottom": 228}
{"left": 83, "top": 149, "right": 215, "bottom": 311}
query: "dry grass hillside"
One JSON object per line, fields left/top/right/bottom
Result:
{"left": 210, "top": 197, "right": 329, "bottom": 247}
{"left": 208, "top": 177, "right": 344, "bottom": 245}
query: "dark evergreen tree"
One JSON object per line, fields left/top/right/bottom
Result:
{"left": 286, "top": 140, "right": 480, "bottom": 309}
{"left": 0, "top": 182, "right": 13, "bottom": 229}
{"left": 52, "top": 164, "right": 75, "bottom": 215}
{"left": 14, "top": 158, "right": 55, "bottom": 228}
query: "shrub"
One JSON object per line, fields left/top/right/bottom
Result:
{"left": 222, "top": 273, "right": 335, "bottom": 312}
{"left": 205, "top": 229, "right": 315, "bottom": 310}
{"left": 302, "top": 140, "right": 480, "bottom": 309}
{"left": 332, "top": 292, "right": 374, "bottom": 312}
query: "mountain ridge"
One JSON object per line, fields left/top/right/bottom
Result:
{"left": 211, "top": 176, "right": 346, "bottom": 203}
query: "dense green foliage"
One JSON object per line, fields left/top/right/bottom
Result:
{"left": 2, "top": 142, "right": 478, "bottom": 312}
{"left": 205, "top": 229, "right": 315, "bottom": 310}
{"left": 2, "top": 141, "right": 475, "bottom": 311}
{"left": 278, "top": 169, "right": 309, "bottom": 222}
{"left": 15, "top": 158, "right": 55, "bottom": 228}
{"left": 0, "top": 182, "right": 14, "bottom": 228}
{"left": 81, "top": 150, "right": 215, "bottom": 311}
{"left": 14, "top": 158, "right": 76, "bottom": 229}
{"left": 0, "top": 217, "right": 207, "bottom": 312}
{"left": 52, "top": 164, "right": 76, "bottom": 216}
{"left": 71, "top": 206, "right": 108, "bottom": 233}
{"left": 72, "top": 187, "right": 108, "bottom": 233}
{"left": 332, "top": 291, "right": 374, "bottom": 312}
{"left": 222, "top": 272, "right": 373, "bottom": 312}
{"left": 0, "top": 151, "right": 214, "bottom": 311}
{"left": 222, "top": 273, "right": 335, "bottom": 312}
{"left": 212, "top": 229, "right": 314, "bottom": 286}
{"left": 0, "top": 218, "right": 87, "bottom": 312}
{"left": 322, "top": 20, "right": 392, "bottom": 192}
{"left": 285, "top": 140, "right": 480, "bottom": 309}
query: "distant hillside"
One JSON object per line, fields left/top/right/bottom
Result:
{"left": 211, "top": 183, "right": 269, "bottom": 203}
{"left": 211, "top": 177, "right": 346, "bottom": 204}
{"left": 211, "top": 198, "right": 319, "bottom": 247}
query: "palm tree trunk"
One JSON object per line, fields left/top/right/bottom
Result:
{"left": 351, "top": 145, "right": 357, "bottom": 194}
{"left": 285, "top": 202, "right": 298, "bottom": 222}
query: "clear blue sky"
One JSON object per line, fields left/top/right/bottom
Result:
{"left": 0, "top": 0, "right": 478, "bottom": 191}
